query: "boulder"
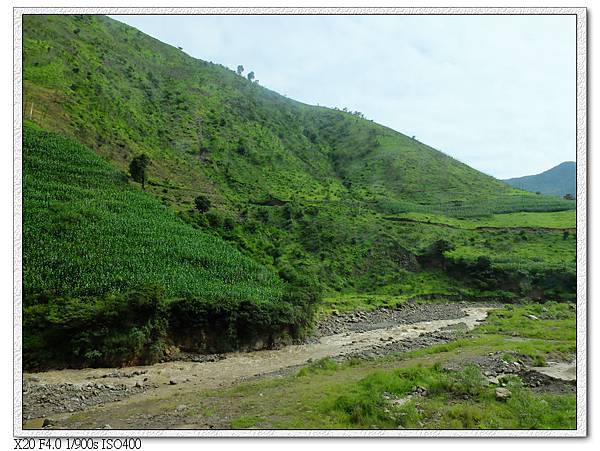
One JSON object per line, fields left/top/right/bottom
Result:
{"left": 495, "top": 387, "right": 511, "bottom": 401}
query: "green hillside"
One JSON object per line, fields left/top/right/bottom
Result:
{"left": 23, "top": 15, "right": 573, "bottom": 214}
{"left": 21, "top": 15, "right": 576, "bottom": 367}
{"left": 23, "top": 125, "right": 315, "bottom": 369}
{"left": 23, "top": 125, "right": 287, "bottom": 301}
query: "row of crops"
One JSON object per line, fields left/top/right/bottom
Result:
{"left": 23, "top": 126, "right": 287, "bottom": 302}
{"left": 376, "top": 193, "right": 575, "bottom": 219}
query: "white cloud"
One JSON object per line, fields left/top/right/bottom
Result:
{"left": 111, "top": 14, "right": 575, "bottom": 179}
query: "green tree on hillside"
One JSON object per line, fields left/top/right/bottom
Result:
{"left": 194, "top": 195, "right": 211, "bottom": 213}
{"left": 247, "top": 71, "right": 255, "bottom": 82}
{"left": 236, "top": 65, "right": 244, "bottom": 76}
{"left": 129, "top": 154, "right": 150, "bottom": 189}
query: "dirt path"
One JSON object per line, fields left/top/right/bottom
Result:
{"left": 23, "top": 305, "right": 492, "bottom": 429}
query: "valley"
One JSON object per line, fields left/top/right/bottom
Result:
{"left": 20, "top": 14, "right": 578, "bottom": 431}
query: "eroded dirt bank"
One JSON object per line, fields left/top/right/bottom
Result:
{"left": 23, "top": 302, "right": 491, "bottom": 425}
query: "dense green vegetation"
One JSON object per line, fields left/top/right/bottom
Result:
{"left": 23, "top": 15, "right": 575, "bottom": 299}
{"left": 386, "top": 210, "right": 576, "bottom": 230}
{"left": 23, "top": 127, "right": 284, "bottom": 300}
{"left": 23, "top": 126, "right": 316, "bottom": 369}
{"left": 21, "top": 15, "right": 577, "bottom": 369}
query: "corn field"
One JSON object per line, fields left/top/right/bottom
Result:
{"left": 22, "top": 126, "right": 286, "bottom": 306}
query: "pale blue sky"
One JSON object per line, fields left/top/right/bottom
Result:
{"left": 112, "top": 14, "right": 576, "bottom": 179}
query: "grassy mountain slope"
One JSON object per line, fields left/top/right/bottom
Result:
{"left": 22, "top": 14, "right": 576, "bottom": 321}
{"left": 503, "top": 162, "right": 576, "bottom": 197}
{"left": 23, "top": 15, "right": 573, "bottom": 212}
{"left": 23, "top": 125, "right": 316, "bottom": 368}
{"left": 23, "top": 125, "right": 285, "bottom": 301}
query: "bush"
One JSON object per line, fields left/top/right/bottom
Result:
{"left": 223, "top": 216, "right": 235, "bottom": 231}
{"left": 194, "top": 195, "right": 211, "bottom": 213}
{"left": 129, "top": 154, "right": 150, "bottom": 189}
{"left": 24, "top": 285, "right": 169, "bottom": 369}
{"left": 206, "top": 210, "right": 224, "bottom": 228}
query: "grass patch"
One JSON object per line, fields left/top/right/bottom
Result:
{"left": 318, "top": 364, "right": 574, "bottom": 429}
{"left": 390, "top": 210, "right": 575, "bottom": 230}
{"left": 231, "top": 415, "right": 266, "bottom": 429}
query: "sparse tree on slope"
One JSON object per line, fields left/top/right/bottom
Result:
{"left": 247, "top": 71, "right": 255, "bottom": 82}
{"left": 236, "top": 65, "right": 244, "bottom": 76}
{"left": 194, "top": 194, "right": 211, "bottom": 213}
{"left": 129, "top": 154, "right": 151, "bottom": 189}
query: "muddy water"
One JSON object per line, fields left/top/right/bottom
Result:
{"left": 25, "top": 307, "right": 491, "bottom": 390}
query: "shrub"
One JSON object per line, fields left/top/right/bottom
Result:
{"left": 194, "top": 194, "right": 211, "bottom": 212}
{"left": 24, "top": 284, "right": 169, "bottom": 369}
{"left": 223, "top": 216, "right": 235, "bottom": 231}
{"left": 206, "top": 210, "right": 224, "bottom": 228}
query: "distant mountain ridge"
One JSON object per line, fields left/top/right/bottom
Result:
{"left": 503, "top": 162, "right": 576, "bottom": 197}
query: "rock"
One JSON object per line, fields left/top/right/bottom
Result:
{"left": 495, "top": 387, "right": 511, "bottom": 401}
{"left": 176, "top": 404, "right": 187, "bottom": 411}
{"left": 134, "top": 381, "right": 143, "bottom": 388}
{"left": 526, "top": 314, "right": 539, "bottom": 320}
{"left": 42, "top": 418, "right": 53, "bottom": 428}
{"left": 104, "top": 424, "right": 111, "bottom": 429}
{"left": 391, "top": 395, "right": 413, "bottom": 407}
{"left": 169, "top": 379, "right": 178, "bottom": 385}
